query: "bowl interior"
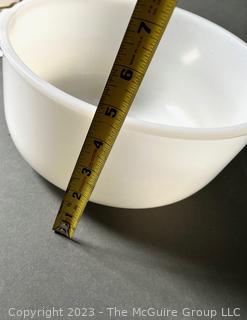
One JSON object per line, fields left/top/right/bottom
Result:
{"left": 8, "top": 0, "right": 247, "bottom": 128}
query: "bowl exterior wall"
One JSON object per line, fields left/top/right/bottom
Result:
{"left": 3, "top": 58, "right": 247, "bottom": 208}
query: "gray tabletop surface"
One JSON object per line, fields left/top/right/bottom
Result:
{"left": 0, "top": 1, "right": 247, "bottom": 320}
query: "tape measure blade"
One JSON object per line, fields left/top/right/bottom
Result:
{"left": 53, "top": 0, "right": 177, "bottom": 239}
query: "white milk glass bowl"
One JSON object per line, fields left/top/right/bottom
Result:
{"left": 0, "top": 0, "right": 247, "bottom": 208}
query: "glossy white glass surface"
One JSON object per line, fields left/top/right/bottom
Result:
{"left": 0, "top": 0, "right": 247, "bottom": 208}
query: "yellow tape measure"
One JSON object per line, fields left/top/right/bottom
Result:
{"left": 53, "top": 0, "right": 177, "bottom": 239}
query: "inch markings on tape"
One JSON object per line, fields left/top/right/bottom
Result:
{"left": 52, "top": 0, "right": 177, "bottom": 239}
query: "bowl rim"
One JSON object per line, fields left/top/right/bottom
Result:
{"left": 1, "top": 0, "right": 247, "bottom": 140}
